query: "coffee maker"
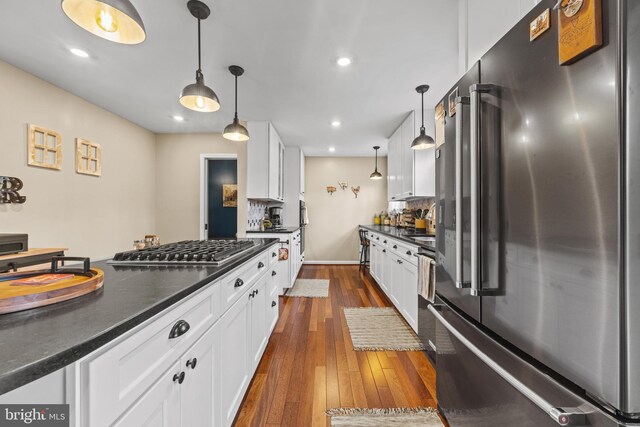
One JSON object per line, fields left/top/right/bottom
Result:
{"left": 268, "top": 206, "right": 283, "bottom": 228}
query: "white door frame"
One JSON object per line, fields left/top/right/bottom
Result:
{"left": 199, "top": 153, "right": 238, "bottom": 240}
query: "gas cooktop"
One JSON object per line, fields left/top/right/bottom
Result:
{"left": 109, "top": 240, "right": 256, "bottom": 267}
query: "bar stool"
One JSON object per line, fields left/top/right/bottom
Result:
{"left": 359, "top": 229, "right": 370, "bottom": 271}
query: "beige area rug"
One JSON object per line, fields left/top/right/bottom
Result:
{"left": 327, "top": 408, "right": 444, "bottom": 427}
{"left": 343, "top": 307, "right": 426, "bottom": 351}
{"left": 286, "top": 279, "right": 329, "bottom": 298}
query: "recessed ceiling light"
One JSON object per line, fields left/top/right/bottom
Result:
{"left": 329, "top": 147, "right": 336, "bottom": 152}
{"left": 172, "top": 115, "right": 185, "bottom": 122}
{"left": 69, "top": 48, "right": 89, "bottom": 58}
{"left": 331, "top": 121, "right": 342, "bottom": 127}
{"left": 337, "top": 57, "right": 352, "bottom": 67}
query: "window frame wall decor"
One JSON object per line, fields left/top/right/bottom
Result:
{"left": 28, "top": 124, "right": 62, "bottom": 170}
{"left": 75, "top": 138, "right": 102, "bottom": 177}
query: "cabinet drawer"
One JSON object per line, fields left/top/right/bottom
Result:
{"left": 81, "top": 285, "right": 219, "bottom": 427}
{"left": 221, "top": 252, "right": 269, "bottom": 313}
{"left": 389, "top": 239, "right": 419, "bottom": 265}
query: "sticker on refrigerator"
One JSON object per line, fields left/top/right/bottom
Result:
{"left": 435, "top": 102, "right": 446, "bottom": 149}
{"left": 448, "top": 88, "right": 459, "bottom": 117}
{"left": 530, "top": 8, "right": 550, "bottom": 41}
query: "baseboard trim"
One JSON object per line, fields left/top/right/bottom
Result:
{"left": 303, "top": 261, "right": 360, "bottom": 265}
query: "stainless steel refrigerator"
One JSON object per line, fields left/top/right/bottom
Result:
{"left": 430, "top": 0, "right": 640, "bottom": 425}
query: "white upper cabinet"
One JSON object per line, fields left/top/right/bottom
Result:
{"left": 401, "top": 112, "right": 415, "bottom": 198}
{"left": 283, "top": 146, "right": 305, "bottom": 225}
{"left": 387, "top": 127, "right": 403, "bottom": 202}
{"left": 299, "top": 148, "right": 305, "bottom": 196}
{"left": 387, "top": 111, "right": 435, "bottom": 201}
{"left": 247, "top": 121, "right": 285, "bottom": 202}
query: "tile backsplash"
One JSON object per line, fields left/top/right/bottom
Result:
{"left": 247, "top": 200, "right": 268, "bottom": 231}
{"left": 388, "top": 197, "right": 435, "bottom": 213}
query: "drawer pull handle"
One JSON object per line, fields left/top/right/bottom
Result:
{"left": 258, "top": 262, "right": 265, "bottom": 269}
{"left": 255, "top": 288, "right": 259, "bottom": 295}
{"left": 186, "top": 358, "right": 197, "bottom": 369}
{"left": 169, "top": 320, "right": 190, "bottom": 339}
{"left": 272, "top": 301, "right": 277, "bottom": 307}
{"left": 382, "top": 249, "right": 386, "bottom": 253}
{"left": 234, "top": 278, "right": 244, "bottom": 288}
{"left": 272, "top": 270, "right": 277, "bottom": 276}
{"left": 397, "top": 260, "right": 403, "bottom": 264}
{"left": 406, "top": 250, "right": 412, "bottom": 256}
{"left": 393, "top": 245, "right": 398, "bottom": 249}
{"left": 173, "top": 371, "right": 185, "bottom": 384}
{"left": 272, "top": 252, "right": 277, "bottom": 257}
{"left": 384, "top": 240, "right": 387, "bottom": 244}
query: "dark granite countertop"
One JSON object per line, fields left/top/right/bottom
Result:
{"left": 359, "top": 225, "right": 436, "bottom": 253}
{"left": 0, "top": 238, "right": 277, "bottom": 395}
{"left": 246, "top": 226, "right": 301, "bottom": 234}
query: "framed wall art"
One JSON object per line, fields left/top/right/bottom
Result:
{"left": 75, "top": 138, "right": 102, "bottom": 176}
{"left": 28, "top": 124, "right": 62, "bottom": 170}
{"left": 223, "top": 184, "right": 238, "bottom": 207}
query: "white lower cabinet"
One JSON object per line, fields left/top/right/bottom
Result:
{"left": 44, "top": 245, "right": 282, "bottom": 427}
{"left": 181, "top": 324, "right": 220, "bottom": 427}
{"left": 365, "top": 230, "right": 419, "bottom": 333}
{"left": 114, "top": 323, "right": 220, "bottom": 427}
{"left": 245, "top": 231, "right": 302, "bottom": 294}
{"left": 267, "top": 283, "right": 280, "bottom": 335}
{"left": 250, "top": 276, "right": 268, "bottom": 371}
{"left": 112, "top": 361, "right": 181, "bottom": 427}
{"left": 399, "top": 259, "right": 418, "bottom": 332}
{"left": 220, "top": 286, "right": 253, "bottom": 427}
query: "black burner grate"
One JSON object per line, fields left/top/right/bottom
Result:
{"left": 110, "top": 240, "right": 255, "bottom": 266}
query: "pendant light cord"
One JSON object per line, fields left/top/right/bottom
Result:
{"left": 234, "top": 75, "right": 239, "bottom": 120}
{"left": 197, "top": 16, "right": 202, "bottom": 75}
{"left": 374, "top": 148, "right": 378, "bottom": 171}
{"left": 421, "top": 91, "right": 425, "bottom": 129}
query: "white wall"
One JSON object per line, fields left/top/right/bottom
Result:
{"left": 458, "top": 0, "right": 542, "bottom": 73}
{"left": 154, "top": 134, "right": 248, "bottom": 243}
{"left": 0, "top": 60, "right": 157, "bottom": 259}
{"left": 304, "top": 157, "right": 388, "bottom": 263}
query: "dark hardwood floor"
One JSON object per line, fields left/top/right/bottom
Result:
{"left": 234, "top": 264, "right": 443, "bottom": 426}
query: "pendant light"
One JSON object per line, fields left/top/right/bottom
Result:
{"left": 179, "top": 0, "right": 220, "bottom": 113}
{"left": 411, "top": 85, "right": 436, "bottom": 150}
{"left": 370, "top": 146, "right": 383, "bottom": 180}
{"left": 223, "top": 66, "right": 250, "bottom": 142}
{"left": 61, "top": 0, "right": 146, "bottom": 44}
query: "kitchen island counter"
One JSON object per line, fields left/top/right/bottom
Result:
{"left": 0, "top": 238, "right": 278, "bottom": 395}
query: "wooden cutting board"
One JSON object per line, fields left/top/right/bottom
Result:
{"left": 0, "top": 268, "right": 104, "bottom": 315}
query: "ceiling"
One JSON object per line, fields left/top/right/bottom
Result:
{"left": 0, "top": 0, "right": 459, "bottom": 156}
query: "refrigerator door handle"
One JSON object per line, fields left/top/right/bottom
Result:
{"left": 428, "top": 305, "right": 589, "bottom": 426}
{"left": 469, "top": 83, "right": 499, "bottom": 297}
{"left": 455, "top": 96, "right": 471, "bottom": 289}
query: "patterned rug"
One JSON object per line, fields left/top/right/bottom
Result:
{"left": 327, "top": 408, "right": 443, "bottom": 426}
{"left": 343, "top": 307, "right": 426, "bottom": 351}
{"left": 286, "top": 279, "right": 330, "bottom": 298}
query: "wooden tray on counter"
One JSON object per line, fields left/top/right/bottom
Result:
{"left": 0, "top": 258, "right": 104, "bottom": 315}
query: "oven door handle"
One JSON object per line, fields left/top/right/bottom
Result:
{"left": 428, "top": 305, "right": 589, "bottom": 426}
